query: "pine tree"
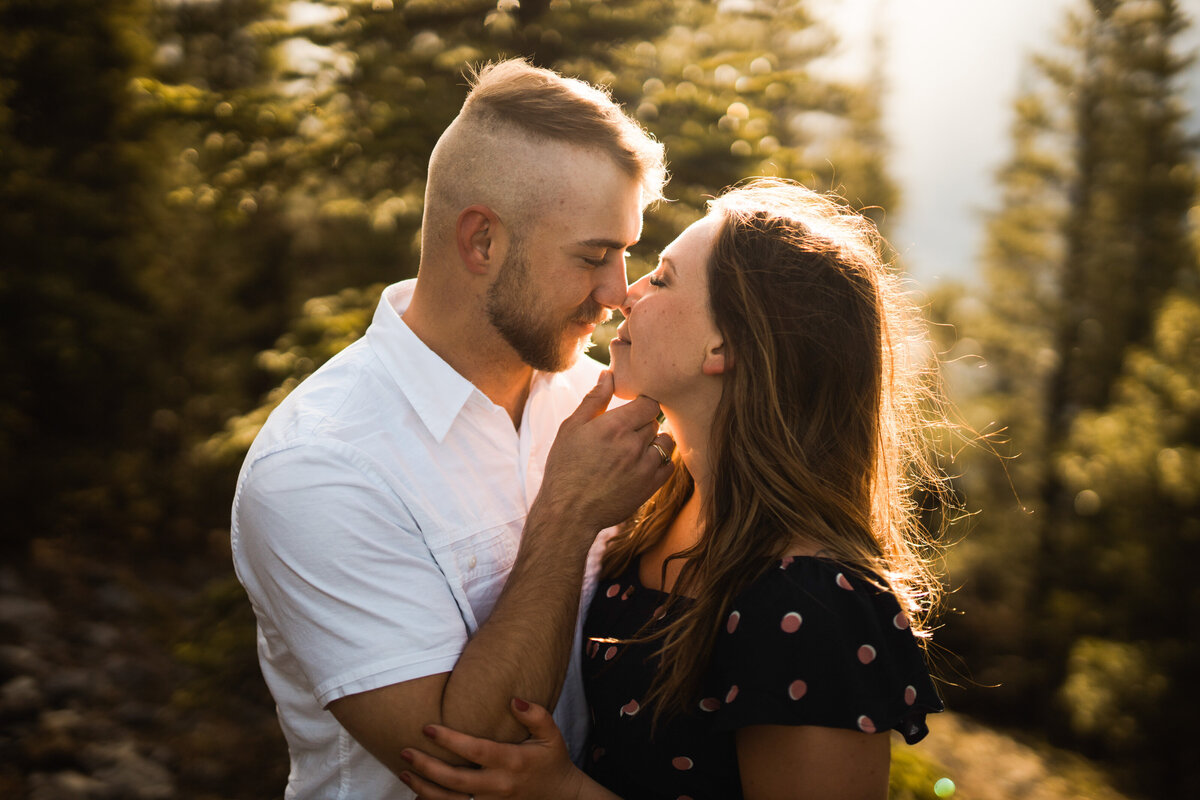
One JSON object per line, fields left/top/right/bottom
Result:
{"left": 0, "top": 0, "right": 161, "bottom": 547}
{"left": 962, "top": 0, "right": 1197, "bottom": 792}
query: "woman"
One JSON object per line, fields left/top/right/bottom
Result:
{"left": 399, "top": 179, "right": 950, "bottom": 799}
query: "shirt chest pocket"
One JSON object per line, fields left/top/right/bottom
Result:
{"left": 441, "top": 518, "right": 521, "bottom": 633}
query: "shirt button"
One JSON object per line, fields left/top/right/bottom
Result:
{"left": 468, "top": 555, "right": 478, "bottom": 570}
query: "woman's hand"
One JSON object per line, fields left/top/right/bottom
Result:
{"left": 397, "top": 698, "right": 589, "bottom": 800}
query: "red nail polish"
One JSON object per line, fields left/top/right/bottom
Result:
{"left": 513, "top": 697, "right": 531, "bottom": 712}
{"left": 422, "top": 724, "right": 437, "bottom": 738}
{"left": 400, "top": 749, "right": 413, "bottom": 762}
{"left": 399, "top": 771, "right": 412, "bottom": 785}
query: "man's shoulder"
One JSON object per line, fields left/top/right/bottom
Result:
{"left": 243, "top": 338, "right": 405, "bottom": 469}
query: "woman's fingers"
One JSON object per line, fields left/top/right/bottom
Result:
{"left": 398, "top": 766, "right": 467, "bottom": 800}
{"left": 399, "top": 746, "right": 481, "bottom": 795}
{"left": 421, "top": 723, "right": 505, "bottom": 766}
{"left": 399, "top": 706, "right": 578, "bottom": 800}
{"left": 510, "top": 697, "right": 557, "bottom": 741}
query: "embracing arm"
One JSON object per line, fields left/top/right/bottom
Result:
{"left": 736, "top": 724, "right": 890, "bottom": 800}
{"left": 328, "top": 373, "right": 674, "bottom": 773}
{"left": 326, "top": 498, "right": 597, "bottom": 771}
{"left": 398, "top": 698, "right": 622, "bottom": 800}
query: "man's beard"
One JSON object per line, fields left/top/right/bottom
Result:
{"left": 486, "top": 237, "right": 608, "bottom": 372}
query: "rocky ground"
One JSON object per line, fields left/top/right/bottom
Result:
{"left": 0, "top": 537, "right": 284, "bottom": 800}
{"left": 1, "top": 536, "right": 1137, "bottom": 800}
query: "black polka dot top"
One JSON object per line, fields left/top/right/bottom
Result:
{"left": 581, "top": 556, "right": 943, "bottom": 799}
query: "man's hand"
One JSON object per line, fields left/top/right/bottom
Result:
{"left": 537, "top": 370, "right": 675, "bottom": 536}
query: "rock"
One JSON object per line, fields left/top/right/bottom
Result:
{"left": 102, "top": 655, "right": 156, "bottom": 693}
{"left": 41, "top": 708, "right": 85, "bottom": 734}
{"left": 0, "top": 595, "right": 56, "bottom": 632}
{"left": 1, "top": 674, "right": 43, "bottom": 718}
{"left": 23, "top": 708, "right": 87, "bottom": 770}
{"left": 0, "top": 567, "right": 23, "bottom": 595}
{"left": 93, "top": 583, "right": 138, "bottom": 616}
{"left": 27, "top": 770, "right": 106, "bottom": 800}
{"left": 42, "top": 667, "right": 103, "bottom": 704}
{"left": 115, "top": 701, "right": 159, "bottom": 727}
{"left": 84, "top": 741, "right": 175, "bottom": 800}
{"left": 82, "top": 623, "right": 121, "bottom": 650}
{"left": 0, "top": 644, "right": 45, "bottom": 680}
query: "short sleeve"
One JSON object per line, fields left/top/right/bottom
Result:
{"left": 707, "top": 560, "right": 941, "bottom": 744}
{"left": 232, "top": 440, "right": 469, "bottom": 707}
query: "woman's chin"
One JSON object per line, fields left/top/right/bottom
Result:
{"left": 612, "top": 385, "right": 637, "bottom": 400}
{"left": 611, "top": 372, "right": 637, "bottom": 400}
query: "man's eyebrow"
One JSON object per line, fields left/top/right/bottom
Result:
{"left": 576, "top": 238, "right": 632, "bottom": 251}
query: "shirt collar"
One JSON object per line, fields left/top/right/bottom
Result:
{"left": 366, "top": 280, "right": 478, "bottom": 443}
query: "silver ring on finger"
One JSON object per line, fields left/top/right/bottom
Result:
{"left": 650, "top": 441, "right": 671, "bottom": 466}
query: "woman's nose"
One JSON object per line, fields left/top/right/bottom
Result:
{"left": 621, "top": 273, "right": 650, "bottom": 317}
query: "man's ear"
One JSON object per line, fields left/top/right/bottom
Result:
{"left": 456, "top": 205, "right": 504, "bottom": 275}
{"left": 701, "top": 340, "right": 733, "bottom": 376}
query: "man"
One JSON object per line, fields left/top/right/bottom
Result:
{"left": 231, "top": 59, "right": 673, "bottom": 798}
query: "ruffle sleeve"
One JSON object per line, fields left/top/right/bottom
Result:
{"left": 705, "top": 558, "right": 942, "bottom": 744}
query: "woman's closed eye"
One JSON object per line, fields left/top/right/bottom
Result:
{"left": 648, "top": 273, "right": 667, "bottom": 287}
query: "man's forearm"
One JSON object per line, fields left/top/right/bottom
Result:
{"left": 439, "top": 498, "right": 597, "bottom": 743}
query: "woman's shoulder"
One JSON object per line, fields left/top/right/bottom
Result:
{"left": 728, "top": 556, "right": 911, "bottom": 632}
{"left": 709, "top": 556, "right": 941, "bottom": 743}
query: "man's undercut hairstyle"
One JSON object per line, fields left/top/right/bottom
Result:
{"left": 461, "top": 59, "right": 667, "bottom": 206}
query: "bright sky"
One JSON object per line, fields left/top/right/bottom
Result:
{"left": 816, "top": 0, "right": 1200, "bottom": 287}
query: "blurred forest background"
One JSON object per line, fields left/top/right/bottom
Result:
{"left": 1, "top": 0, "right": 1197, "bottom": 798}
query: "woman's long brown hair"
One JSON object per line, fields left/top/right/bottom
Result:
{"left": 601, "top": 178, "right": 953, "bottom": 725}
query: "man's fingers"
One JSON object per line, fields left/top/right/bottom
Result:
{"left": 605, "top": 393, "right": 661, "bottom": 428}
{"left": 646, "top": 433, "right": 675, "bottom": 467}
{"left": 569, "top": 369, "right": 615, "bottom": 423}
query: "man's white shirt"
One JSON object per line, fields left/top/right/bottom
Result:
{"left": 232, "top": 280, "right": 609, "bottom": 800}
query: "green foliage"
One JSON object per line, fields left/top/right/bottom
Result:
{"left": 1058, "top": 637, "right": 1169, "bottom": 752}
{"left": 199, "top": 283, "right": 383, "bottom": 468}
{"left": 1046, "top": 0, "right": 1196, "bottom": 417}
{"left": 172, "top": 576, "right": 264, "bottom": 712}
{"left": 1060, "top": 291, "right": 1200, "bottom": 517}
{"left": 888, "top": 746, "right": 947, "bottom": 800}
{"left": 0, "top": 0, "right": 161, "bottom": 546}
{"left": 947, "top": 0, "right": 1200, "bottom": 794}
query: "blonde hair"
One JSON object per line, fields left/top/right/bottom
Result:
{"left": 602, "top": 178, "right": 952, "bottom": 724}
{"left": 461, "top": 59, "right": 667, "bottom": 206}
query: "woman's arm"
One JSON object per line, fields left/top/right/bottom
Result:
{"left": 736, "top": 724, "right": 890, "bottom": 800}
{"left": 398, "top": 698, "right": 623, "bottom": 800}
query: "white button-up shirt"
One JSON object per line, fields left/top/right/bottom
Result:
{"left": 232, "top": 280, "right": 610, "bottom": 800}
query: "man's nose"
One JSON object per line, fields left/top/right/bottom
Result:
{"left": 592, "top": 258, "right": 629, "bottom": 309}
